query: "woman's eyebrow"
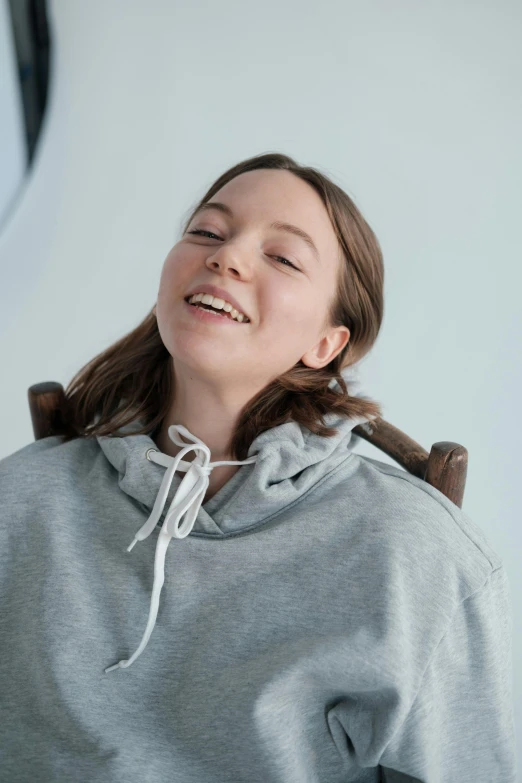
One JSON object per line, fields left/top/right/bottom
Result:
{"left": 192, "top": 201, "right": 320, "bottom": 262}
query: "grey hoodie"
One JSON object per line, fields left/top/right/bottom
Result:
{"left": 0, "top": 404, "right": 516, "bottom": 782}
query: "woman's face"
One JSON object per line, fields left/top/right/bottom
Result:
{"left": 156, "top": 168, "right": 350, "bottom": 391}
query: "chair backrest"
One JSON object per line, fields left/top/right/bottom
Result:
{"left": 28, "top": 381, "right": 468, "bottom": 509}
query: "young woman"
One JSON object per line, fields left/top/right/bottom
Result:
{"left": 0, "top": 152, "right": 516, "bottom": 782}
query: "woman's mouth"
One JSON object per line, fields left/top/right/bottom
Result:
{"left": 183, "top": 298, "right": 250, "bottom": 325}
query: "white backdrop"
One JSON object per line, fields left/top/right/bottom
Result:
{"left": 1, "top": 0, "right": 520, "bottom": 757}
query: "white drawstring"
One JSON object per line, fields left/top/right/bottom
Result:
{"left": 104, "top": 424, "right": 257, "bottom": 673}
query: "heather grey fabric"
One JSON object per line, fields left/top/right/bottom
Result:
{"left": 0, "top": 410, "right": 516, "bottom": 782}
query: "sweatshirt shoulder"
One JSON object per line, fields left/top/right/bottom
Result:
{"left": 347, "top": 452, "right": 503, "bottom": 588}
{"left": 0, "top": 435, "right": 61, "bottom": 473}
{"left": 0, "top": 435, "right": 100, "bottom": 490}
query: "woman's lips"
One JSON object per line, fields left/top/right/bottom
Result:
{"left": 184, "top": 299, "right": 247, "bottom": 325}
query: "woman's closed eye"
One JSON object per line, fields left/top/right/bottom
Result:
{"left": 187, "top": 229, "right": 299, "bottom": 270}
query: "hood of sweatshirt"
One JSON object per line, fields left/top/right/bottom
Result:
{"left": 96, "top": 377, "right": 377, "bottom": 672}
{"left": 96, "top": 406, "right": 374, "bottom": 539}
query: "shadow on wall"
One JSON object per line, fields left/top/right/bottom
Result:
{"left": 1, "top": 0, "right": 51, "bottom": 233}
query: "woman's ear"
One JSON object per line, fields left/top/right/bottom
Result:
{"left": 152, "top": 304, "right": 157, "bottom": 317}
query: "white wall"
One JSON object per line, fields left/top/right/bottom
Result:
{"left": 1, "top": 0, "right": 520, "bottom": 758}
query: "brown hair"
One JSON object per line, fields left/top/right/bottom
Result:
{"left": 60, "top": 152, "right": 385, "bottom": 460}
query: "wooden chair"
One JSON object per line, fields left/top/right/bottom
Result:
{"left": 28, "top": 381, "right": 468, "bottom": 509}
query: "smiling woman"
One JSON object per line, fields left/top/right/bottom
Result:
{"left": 2, "top": 152, "right": 515, "bottom": 782}
{"left": 58, "top": 151, "right": 385, "bottom": 459}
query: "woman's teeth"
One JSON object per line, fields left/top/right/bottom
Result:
{"left": 187, "top": 293, "right": 249, "bottom": 323}
{"left": 193, "top": 305, "right": 229, "bottom": 319}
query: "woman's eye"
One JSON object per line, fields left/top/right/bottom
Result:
{"left": 188, "top": 229, "right": 299, "bottom": 270}
{"left": 273, "top": 255, "right": 298, "bottom": 269}
{"left": 188, "top": 229, "right": 222, "bottom": 240}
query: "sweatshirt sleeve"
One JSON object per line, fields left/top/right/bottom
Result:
{"left": 378, "top": 565, "right": 517, "bottom": 782}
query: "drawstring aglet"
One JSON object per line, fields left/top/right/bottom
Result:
{"left": 127, "top": 538, "right": 138, "bottom": 553}
{"left": 105, "top": 659, "right": 129, "bottom": 674}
